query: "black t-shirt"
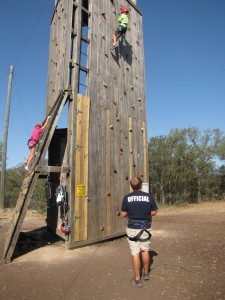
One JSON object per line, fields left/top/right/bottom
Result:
{"left": 121, "top": 190, "right": 158, "bottom": 227}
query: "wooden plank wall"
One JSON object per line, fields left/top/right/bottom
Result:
{"left": 86, "top": 0, "right": 148, "bottom": 241}
{"left": 46, "top": 0, "right": 73, "bottom": 109}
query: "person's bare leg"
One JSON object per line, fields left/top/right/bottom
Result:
{"left": 113, "top": 34, "right": 117, "bottom": 46}
{"left": 131, "top": 253, "right": 141, "bottom": 280}
{"left": 26, "top": 147, "right": 35, "bottom": 168}
{"left": 141, "top": 250, "right": 150, "bottom": 274}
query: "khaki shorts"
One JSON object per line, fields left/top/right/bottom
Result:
{"left": 126, "top": 227, "right": 152, "bottom": 256}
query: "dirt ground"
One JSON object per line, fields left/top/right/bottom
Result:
{"left": 0, "top": 202, "right": 225, "bottom": 300}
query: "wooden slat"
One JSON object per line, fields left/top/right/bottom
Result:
{"left": 74, "top": 94, "right": 90, "bottom": 241}
{"left": 105, "top": 109, "right": 111, "bottom": 235}
{"left": 128, "top": 116, "right": 133, "bottom": 192}
{"left": 142, "top": 121, "right": 148, "bottom": 182}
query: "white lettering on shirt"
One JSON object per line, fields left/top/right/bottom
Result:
{"left": 127, "top": 196, "right": 150, "bottom": 202}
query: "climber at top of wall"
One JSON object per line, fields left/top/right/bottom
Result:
{"left": 111, "top": 6, "right": 129, "bottom": 50}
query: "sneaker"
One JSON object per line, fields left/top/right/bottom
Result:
{"left": 143, "top": 272, "right": 150, "bottom": 281}
{"left": 130, "top": 278, "right": 143, "bottom": 288}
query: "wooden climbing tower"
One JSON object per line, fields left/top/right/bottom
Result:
{"left": 3, "top": 0, "right": 148, "bottom": 262}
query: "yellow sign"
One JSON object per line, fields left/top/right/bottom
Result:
{"left": 76, "top": 184, "right": 86, "bottom": 197}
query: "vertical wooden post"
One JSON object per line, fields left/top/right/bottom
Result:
{"left": 74, "top": 94, "right": 90, "bottom": 241}
{"left": 0, "top": 65, "right": 14, "bottom": 210}
{"left": 129, "top": 116, "right": 133, "bottom": 191}
{"left": 142, "top": 121, "right": 148, "bottom": 182}
{"left": 105, "top": 109, "right": 111, "bottom": 234}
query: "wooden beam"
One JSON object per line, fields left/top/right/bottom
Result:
{"left": 35, "top": 165, "right": 70, "bottom": 173}
{"left": 74, "top": 94, "right": 90, "bottom": 241}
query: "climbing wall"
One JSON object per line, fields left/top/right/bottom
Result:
{"left": 45, "top": 0, "right": 148, "bottom": 246}
{"left": 85, "top": 0, "right": 148, "bottom": 240}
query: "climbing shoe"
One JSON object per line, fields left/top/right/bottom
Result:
{"left": 130, "top": 278, "right": 143, "bottom": 288}
{"left": 143, "top": 272, "right": 150, "bottom": 281}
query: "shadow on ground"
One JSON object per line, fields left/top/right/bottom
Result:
{"left": 12, "top": 226, "right": 63, "bottom": 260}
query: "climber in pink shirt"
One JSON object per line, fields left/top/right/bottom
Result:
{"left": 25, "top": 116, "right": 51, "bottom": 171}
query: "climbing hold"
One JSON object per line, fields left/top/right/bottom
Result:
{"left": 130, "top": 85, "right": 134, "bottom": 90}
{"left": 107, "top": 192, "right": 111, "bottom": 196}
{"left": 110, "top": 125, "right": 113, "bottom": 129}
{"left": 116, "top": 117, "right": 120, "bottom": 122}
{"left": 103, "top": 81, "right": 107, "bottom": 87}
{"left": 104, "top": 53, "right": 108, "bottom": 57}
{"left": 138, "top": 98, "right": 141, "bottom": 102}
{"left": 132, "top": 105, "right": 135, "bottom": 109}
{"left": 113, "top": 170, "right": 117, "bottom": 174}
{"left": 125, "top": 175, "right": 129, "bottom": 180}
{"left": 100, "top": 226, "right": 104, "bottom": 231}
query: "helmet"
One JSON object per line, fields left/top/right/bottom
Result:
{"left": 121, "top": 7, "right": 129, "bottom": 13}
{"left": 35, "top": 123, "right": 42, "bottom": 128}
{"left": 60, "top": 223, "right": 71, "bottom": 234}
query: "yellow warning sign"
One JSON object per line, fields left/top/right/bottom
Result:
{"left": 76, "top": 184, "right": 86, "bottom": 197}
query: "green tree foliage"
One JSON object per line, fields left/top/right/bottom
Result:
{"left": 4, "top": 163, "right": 47, "bottom": 210}
{"left": 149, "top": 128, "right": 225, "bottom": 205}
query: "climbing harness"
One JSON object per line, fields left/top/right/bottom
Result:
{"left": 27, "top": 137, "right": 38, "bottom": 147}
{"left": 56, "top": 184, "right": 70, "bottom": 234}
{"left": 127, "top": 220, "right": 151, "bottom": 242}
{"left": 56, "top": 185, "right": 65, "bottom": 206}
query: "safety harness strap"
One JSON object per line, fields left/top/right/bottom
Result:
{"left": 127, "top": 219, "right": 151, "bottom": 242}
{"left": 127, "top": 229, "right": 151, "bottom": 242}
{"left": 27, "top": 137, "right": 38, "bottom": 146}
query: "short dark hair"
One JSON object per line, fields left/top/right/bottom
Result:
{"left": 130, "top": 176, "right": 142, "bottom": 190}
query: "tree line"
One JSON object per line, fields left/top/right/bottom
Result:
{"left": 148, "top": 127, "right": 225, "bottom": 205}
{"left": 0, "top": 127, "right": 225, "bottom": 209}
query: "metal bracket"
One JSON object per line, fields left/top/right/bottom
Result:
{"left": 74, "top": 215, "right": 80, "bottom": 222}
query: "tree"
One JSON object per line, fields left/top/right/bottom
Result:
{"left": 148, "top": 127, "right": 225, "bottom": 205}
{"left": 5, "top": 163, "right": 47, "bottom": 210}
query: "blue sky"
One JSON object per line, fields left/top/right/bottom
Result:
{"left": 0, "top": 0, "right": 225, "bottom": 168}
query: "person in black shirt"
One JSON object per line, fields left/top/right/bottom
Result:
{"left": 121, "top": 176, "right": 158, "bottom": 288}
